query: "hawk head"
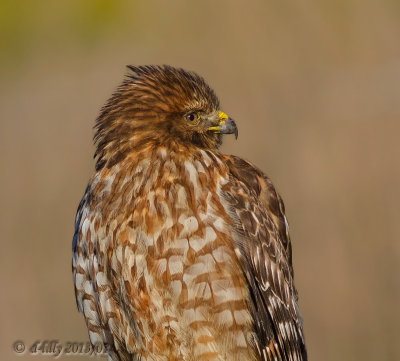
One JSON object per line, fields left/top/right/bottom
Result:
{"left": 94, "top": 65, "right": 238, "bottom": 170}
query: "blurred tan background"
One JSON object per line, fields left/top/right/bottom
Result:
{"left": 1, "top": 1, "right": 399, "bottom": 360}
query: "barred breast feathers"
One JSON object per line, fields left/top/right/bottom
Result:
{"left": 73, "top": 145, "right": 259, "bottom": 361}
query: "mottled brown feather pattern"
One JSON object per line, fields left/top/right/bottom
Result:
{"left": 222, "top": 156, "right": 306, "bottom": 361}
{"left": 72, "top": 65, "right": 307, "bottom": 361}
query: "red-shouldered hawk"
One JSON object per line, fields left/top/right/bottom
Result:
{"left": 72, "top": 65, "right": 307, "bottom": 361}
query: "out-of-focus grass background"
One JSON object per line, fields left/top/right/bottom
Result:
{"left": 1, "top": 1, "right": 399, "bottom": 360}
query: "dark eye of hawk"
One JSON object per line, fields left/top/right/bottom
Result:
{"left": 186, "top": 113, "right": 196, "bottom": 121}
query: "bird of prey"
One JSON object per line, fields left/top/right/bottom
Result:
{"left": 72, "top": 65, "right": 307, "bottom": 361}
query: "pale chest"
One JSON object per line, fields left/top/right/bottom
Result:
{"left": 80, "top": 151, "right": 257, "bottom": 361}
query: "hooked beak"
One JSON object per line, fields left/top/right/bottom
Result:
{"left": 208, "top": 111, "right": 238, "bottom": 139}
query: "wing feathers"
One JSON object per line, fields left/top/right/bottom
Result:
{"left": 222, "top": 155, "right": 307, "bottom": 361}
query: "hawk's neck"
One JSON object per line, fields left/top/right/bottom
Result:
{"left": 88, "top": 144, "right": 231, "bottom": 232}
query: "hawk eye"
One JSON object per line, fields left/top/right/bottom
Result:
{"left": 186, "top": 113, "right": 197, "bottom": 122}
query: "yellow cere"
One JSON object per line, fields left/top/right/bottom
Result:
{"left": 218, "top": 111, "right": 228, "bottom": 124}
{"left": 208, "top": 111, "right": 229, "bottom": 132}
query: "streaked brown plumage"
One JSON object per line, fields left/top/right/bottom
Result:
{"left": 72, "top": 65, "right": 307, "bottom": 361}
